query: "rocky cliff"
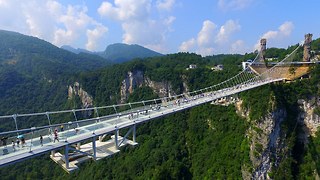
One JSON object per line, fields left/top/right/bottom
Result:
{"left": 235, "top": 98, "right": 287, "bottom": 179}
{"left": 236, "top": 95, "right": 320, "bottom": 179}
{"left": 298, "top": 98, "right": 320, "bottom": 138}
{"left": 250, "top": 108, "right": 287, "bottom": 179}
{"left": 120, "top": 71, "right": 144, "bottom": 103}
{"left": 68, "top": 82, "right": 93, "bottom": 109}
{"left": 120, "top": 70, "right": 185, "bottom": 103}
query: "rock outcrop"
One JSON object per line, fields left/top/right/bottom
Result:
{"left": 68, "top": 82, "right": 93, "bottom": 109}
{"left": 120, "top": 71, "right": 144, "bottom": 103}
{"left": 250, "top": 108, "right": 286, "bottom": 180}
{"left": 298, "top": 98, "right": 320, "bottom": 137}
{"left": 236, "top": 98, "right": 287, "bottom": 180}
{"left": 120, "top": 70, "right": 181, "bottom": 103}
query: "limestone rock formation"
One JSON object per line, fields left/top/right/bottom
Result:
{"left": 68, "top": 82, "right": 93, "bottom": 109}
{"left": 120, "top": 70, "right": 182, "bottom": 103}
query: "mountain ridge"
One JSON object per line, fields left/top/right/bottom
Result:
{"left": 62, "top": 43, "right": 163, "bottom": 63}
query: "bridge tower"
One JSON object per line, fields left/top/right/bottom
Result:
{"left": 303, "top": 33, "right": 312, "bottom": 62}
{"left": 259, "top": 38, "right": 267, "bottom": 62}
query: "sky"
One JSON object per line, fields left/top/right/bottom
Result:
{"left": 0, "top": 0, "right": 319, "bottom": 56}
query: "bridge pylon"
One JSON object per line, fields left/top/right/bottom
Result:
{"left": 303, "top": 33, "right": 312, "bottom": 62}
{"left": 259, "top": 38, "right": 267, "bottom": 63}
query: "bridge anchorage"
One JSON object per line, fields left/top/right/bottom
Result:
{"left": 248, "top": 33, "right": 319, "bottom": 81}
{"left": 0, "top": 34, "right": 319, "bottom": 173}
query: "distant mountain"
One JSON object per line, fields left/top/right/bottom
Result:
{"left": 61, "top": 45, "right": 94, "bottom": 55}
{"left": 61, "top": 43, "right": 163, "bottom": 63}
{"left": 99, "top": 43, "right": 163, "bottom": 63}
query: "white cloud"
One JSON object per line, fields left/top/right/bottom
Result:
{"left": 179, "top": 38, "right": 196, "bottom": 52}
{"left": 156, "top": 0, "right": 175, "bottom": 11}
{"left": 254, "top": 21, "right": 294, "bottom": 50}
{"left": 98, "top": 0, "right": 176, "bottom": 53}
{"left": 0, "top": 0, "right": 108, "bottom": 51}
{"left": 215, "top": 20, "right": 241, "bottom": 44}
{"left": 53, "top": 5, "right": 95, "bottom": 47}
{"left": 179, "top": 19, "right": 242, "bottom": 56}
{"left": 164, "top": 16, "right": 176, "bottom": 26}
{"left": 0, "top": 0, "right": 8, "bottom": 7}
{"left": 197, "top": 20, "right": 216, "bottom": 47}
{"left": 98, "top": 0, "right": 151, "bottom": 21}
{"left": 230, "top": 40, "right": 249, "bottom": 54}
{"left": 279, "top": 21, "right": 294, "bottom": 36}
{"left": 218, "top": 0, "right": 253, "bottom": 10}
{"left": 197, "top": 47, "right": 215, "bottom": 57}
{"left": 86, "top": 25, "right": 108, "bottom": 51}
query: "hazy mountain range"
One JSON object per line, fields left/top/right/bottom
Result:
{"left": 61, "top": 43, "right": 163, "bottom": 63}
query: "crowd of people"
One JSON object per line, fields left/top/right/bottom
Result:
{"left": 0, "top": 125, "right": 67, "bottom": 155}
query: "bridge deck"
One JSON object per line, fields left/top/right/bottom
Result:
{"left": 0, "top": 78, "right": 284, "bottom": 168}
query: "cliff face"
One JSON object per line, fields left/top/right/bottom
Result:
{"left": 236, "top": 99, "right": 287, "bottom": 180}
{"left": 68, "top": 82, "right": 93, "bottom": 109}
{"left": 120, "top": 71, "right": 144, "bottom": 103}
{"left": 250, "top": 108, "right": 286, "bottom": 180}
{"left": 120, "top": 70, "right": 185, "bottom": 103}
{"left": 236, "top": 95, "right": 320, "bottom": 179}
{"left": 144, "top": 77, "right": 177, "bottom": 98}
{"left": 298, "top": 98, "right": 320, "bottom": 138}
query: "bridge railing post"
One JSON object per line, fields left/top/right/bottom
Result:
{"left": 29, "top": 127, "right": 36, "bottom": 152}
{"left": 72, "top": 109, "right": 79, "bottom": 128}
{"left": 113, "top": 105, "right": 120, "bottom": 127}
{"left": 45, "top": 112, "right": 53, "bottom": 138}
{"left": 94, "top": 107, "right": 100, "bottom": 123}
{"left": 12, "top": 114, "right": 19, "bottom": 136}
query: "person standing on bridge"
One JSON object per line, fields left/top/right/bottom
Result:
{"left": 11, "top": 140, "right": 15, "bottom": 151}
{"left": 54, "top": 129, "right": 59, "bottom": 143}
{"left": 16, "top": 138, "right": 20, "bottom": 148}
{"left": 40, "top": 135, "right": 43, "bottom": 146}
{"left": 21, "top": 137, "right": 25, "bottom": 147}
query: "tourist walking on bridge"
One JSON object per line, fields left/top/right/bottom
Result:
{"left": 54, "top": 129, "right": 59, "bottom": 143}
{"left": 11, "top": 140, "right": 15, "bottom": 151}
{"left": 40, "top": 135, "right": 43, "bottom": 146}
{"left": 16, "top": 138, "right": 20, "bottom": 148}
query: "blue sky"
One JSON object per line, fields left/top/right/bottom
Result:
{"left": 0, "top": 0, "right": 319, "bottom": 56}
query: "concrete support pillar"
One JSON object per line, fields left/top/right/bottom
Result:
{"left": 77, "top": 142, "right": 81, "bottom": 150}
{"left": 92, "top": 137, "right": 96, "bottom": 160}
{"left": 133, "top": 124, "right": 136, "bottom": 143}
{"left": 51, "top": 150, "right": 55, "bottom": 157}
{"left": 64, "top": 145, "right": 69, "bottom": 169}
{"left": 114, "top": 129, "right": 119, "bottom": 150}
